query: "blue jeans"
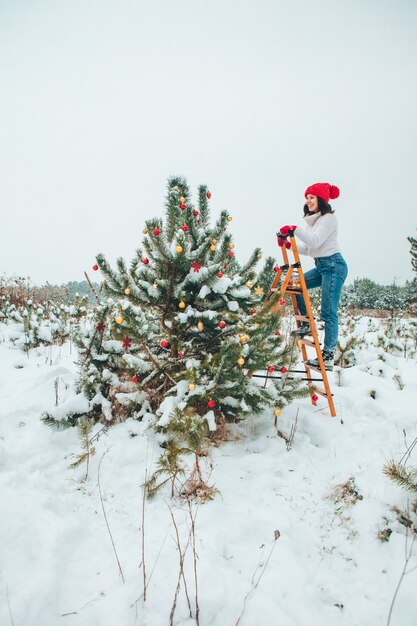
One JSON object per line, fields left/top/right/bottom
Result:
{"left": 296, "top": 253, "right": 348, "bottom": 352}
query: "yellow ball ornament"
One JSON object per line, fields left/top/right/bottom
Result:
{"left": 210, "top": 245, "right": 216, "bottom": 252}
{"left": 197, "top": 321, "right": 204, "bottom": 331}
{"left": 237, "top": 357, "right": 245, "bottom": 366}
{"left": 176, "top": 245, "right": 183, "bottom": 253}
{"left": 227, "top": 215, "right": 233, "bottom": 222}
{"left": 143, "top": 228, "right": 148, "bottom": 234}
{"left": 229, "top": 242, "right": 235, "bottom": 250}
{"left": 124, "top": 288, "right": 131, "bottom": 295}
{"left": 239, "top": 334, "right": 248, "bottom": 343}
{"left": 274, "top": 408, "right": 282, "bottom": 417}
{"left": 116, "top": 316, "right": 124, "bottom": 325}
{"left": 179, "top": 300, "right": 186, "bottom": 309}
{"left": 211, "top": 238, "right": 217, "bottom": 244}
{"left": 188, "top": 383, "right": 196, "bottom": 391}
{"left": 246, "top": 281, "right": 253, "bottom": 288}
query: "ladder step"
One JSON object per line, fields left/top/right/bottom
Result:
{"left": 313, "top": 386, "right": 333, "bottom": 398}
{"left": 298, "top": 338, "right": 316, "bottom": 348}
{"left": 294, "top": 314, "right": 310, "bottom": 322}
{"left": 285, "top": 289, "right": 302, "bottom": 294}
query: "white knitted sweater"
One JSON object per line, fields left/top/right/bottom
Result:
{"left": 295, "top": 212, "right": 341, "bottom": 258}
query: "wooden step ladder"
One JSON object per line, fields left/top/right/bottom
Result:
{"left": 268, "top": 229, "right": 337, "bottom": 417}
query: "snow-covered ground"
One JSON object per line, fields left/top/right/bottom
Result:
{"left": 1, "top": 319, "right": 417, "bottom": 626}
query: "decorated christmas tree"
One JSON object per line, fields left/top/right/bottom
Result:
{"left": 93, "top": 177, "right": 304, "bottom": 438}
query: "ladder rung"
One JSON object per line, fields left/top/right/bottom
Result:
{"left": 304, "top": 362, "right": 322, "bottom": 373}
{"left": 313, "top": 386, "right": 333, "bottom": 398}
{"left": 299, "top": 338, "right": 316, "bottom": 348}
{"left": 285, "top": 289, "right": 302, "bottom": 294}
{"left": 294, "top": 315, "right": 310, "bottom": 322}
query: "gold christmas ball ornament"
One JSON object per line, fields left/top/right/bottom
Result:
{"left": 257, "top": 253, "right": 262, "bottom": 260}
{"left": 197, "top": 321, "right": 204, "bottom": 331}
{"left": 176, "top": 245, "right": 183, "bottom": 253}
{"left": 227, "top": 215, "right": 233, "bottom": 222}
{"left": 239, "top": 334, "right": 248, "bottom": 343}
{"left": 274, "top": 408, "right": 282, "bottom": 417}
{"left": 210, "top": 244, "right": 216, "bottom": 252}
{"left": 180, "top": 195, "right": 185, "bottom": 203}
{"left": 211, "top": 238, "right": 217, "bottom": 244}
{"left": 237, "top": 357, "right": 245, "bottom": 366}
{"left": 142, "top": 228, "right": 148, "bottom": 234}
{"left": 246, "top": 281, "right": 253, "bottom": 288}
{"left": 229, "top": 242, "right": 235, "bottom": 250}
{"left": 116, "top": 316, "right": 124, "bottom": 325}
{"left": 179, "top": 300, "right": 186, "bottom": 309}
{"left": 124, "top": 288, "right": 131, "bottom": 295}
{"left": 188, "top": 383, "right": 196, "bottom": 391}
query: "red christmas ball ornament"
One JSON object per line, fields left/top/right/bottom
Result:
{"left": 273, "top": 266, "right": 279, "bottom": 272}
{"left": 267, "top": 365, "right": 275, "bottom": 373}
{"left": 96, "top": 321, "right": 106, "bottom": 333}
{"left": 92, "top": 264, "right": 99, "bottom": 271}
{"left": 228, "top": 250, "right": 235, "bottom": 258}
{"left": 207, "top": 399, "right": 216, "bottom": 408}
{"left": 280, "top": 366, "right": 288, "bottom": 374}
{"left": 206, "top": 191, "right": 211, "bottom": 199}
{"left": 192, "top": 261, "right": 201, "bottom": 272}
{"left": 181, "top": 224, "right": 189, "bottom": 232}
{"left": 275, "top": 331, "right": 281, "bottom": 336}
{"left": 131, "top": 375, "right": 138, "bottom": 383}
{"left": 250, "top": 308, "right": 257, "bottom": 314}
{"left": 193, "top": 209, "right": 199, "bottom": 216}
{"left": 279, "top": 298, "right": 286, "bottom": 305}
{"left": 152, "top": 228, "right": 160, "bottom": 236}
{"left": 180, "top": 203, "right": 186, "bottom": 210}
{"left": 160, "top": 340, "right": 169, "bottom": 349}
{"left": 178, "top": 351, "right": 183, "bottom": 358}
{"left": 312, "top": 394, "right": 319, "bottom": 402}
{"left": 142, "top": 258, "right": 149, "bottom": 265}
{"left": 217, "top": 271, "right": 223, "bottom": 278}
{"left": 218, "top": 321, "right": 226, "bottom": 329}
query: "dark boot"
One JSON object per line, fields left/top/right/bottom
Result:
{"left": 306, "top": 349, "right": 335, "bottom": 371}
{"left": 291, "top": 322, "right": 311, "bottom": 337}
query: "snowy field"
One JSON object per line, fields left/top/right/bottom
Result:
{"left": 1, "top": 318, "right": 417, "bottom": 626}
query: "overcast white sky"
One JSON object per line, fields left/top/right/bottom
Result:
{"left": 1, "top": 0, "right": 416, "bottom": 286}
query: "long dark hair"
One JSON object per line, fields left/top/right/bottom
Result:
{"left": 303, "top": 197, "right": 335, "bottom": 216}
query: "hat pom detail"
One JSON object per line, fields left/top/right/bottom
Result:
{"left": 329, "top": 185, "right": 340, "bottom": 200}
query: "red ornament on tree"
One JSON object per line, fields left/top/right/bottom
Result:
{"left": 192, "top": 261, "right": 201, "bottom": 272}
{"left": 93, "top": 264, "right": 99, "bottom": 271}
{"left": 160, "top": 340, "right": 169, "bottom": 349}
{"left": 250, "top": 308, "right": 257, "bottom": 314}
{"left": 122, "top": 337, "right": 132, "bottom": 350}
{"left": 217, "top": 271, "right": 223, "bottom": 278}
{"left": 206, "top": 191, "right": 211, "bottom": 199}
{"left": 181, "top": 224, "right": 189, "bottom": 232}
{"left": 279, "top": 298, "right": 286, "bottom": 305}
{"left": 193, "top": 209, "right": 199, "bottom": 216}
{"left": 218, "top": 321, "right": 226, "bottom": 329}
{"left": 280, "top": 366, "right": 288, "bottom": 374}
{"left": 178, "top": 351, "right": 183, "bottom": 358}
{"left": 228, "top": 250, "right": 235, "bottom": 258}
{"left": 207, "top": 399, "right": 216, "bottom": 408}
{"left": 96, "top": 321, "right": 106, "bottom": 333}
{"left": 131, "top": 375, "right": 138, "bottom": 383}
{"left": 142, "top": 258, "right": 149, "bottom": 265}
{"left": 180, "top": 203, "right": 186, "bottom": 210}
{"left": 312, "top": 394, "right": 319, "bottom": 402}
{"left": 273, "top": 266, "right": 279, "bottom": 272}
{"left": 267, "top": 365, "right": 275, "bottom": 373}
{"left": 275, "top": 331, "right": 281, "bottom": 336}
{"left": 152, "top": 228, "right": 160, "bottom": 236}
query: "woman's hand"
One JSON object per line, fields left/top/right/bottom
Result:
{"left": 279, "top": 225, "right": 297, "bottom": 235}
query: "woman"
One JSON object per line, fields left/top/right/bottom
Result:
{"left": 280, "top": 182, "right": 348, "bottom": 370}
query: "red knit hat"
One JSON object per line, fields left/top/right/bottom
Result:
{"left": 304, "top": 183, "right": 340, "bottom": 204}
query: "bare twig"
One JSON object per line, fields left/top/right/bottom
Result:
{"left": 97, "top": 450, "right": 125, "bottom": 583}
{"left": 387, "top": 533, "right": 416, "bottom": 626}
{"left": 141, "top": 469, "right": 148, "bottom": 601}
{"left": 235, "top": 530, "right": 281, "bottom": 625}
{"left": 188, "top": 501, "right": 201, "bottom": 625}
{"left": 167, "top": 504, "right": 192, "bottom": 625}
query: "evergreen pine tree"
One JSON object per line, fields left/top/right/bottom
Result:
{"left": 95, "top": 177, "right": 305, "bottom": 435}
{"left": 408, "top": 234, "right": 417, "bottom": 273}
